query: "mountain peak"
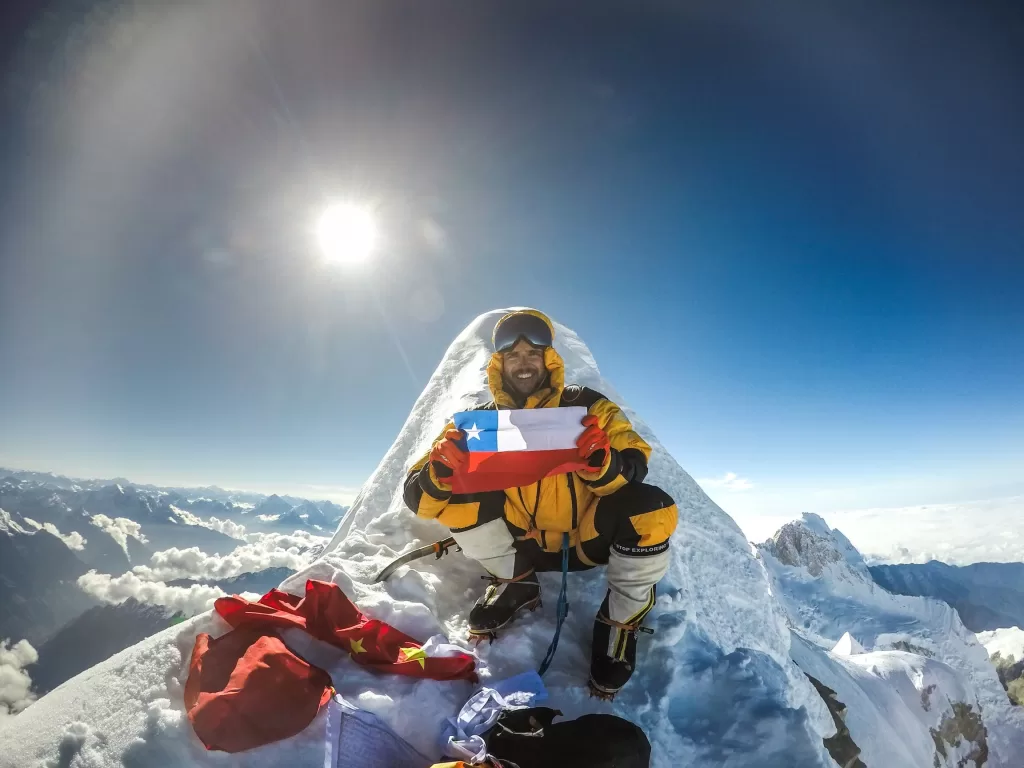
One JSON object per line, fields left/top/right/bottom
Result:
{"left": 831, "top": 631, "right": 866, "bottom": 656}
{"left": 760, "top": 514, "right": 870, "bottom": 580}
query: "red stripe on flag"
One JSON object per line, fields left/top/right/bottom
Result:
{"left": 451, "top": 448, "right": 591, "bottom": 494}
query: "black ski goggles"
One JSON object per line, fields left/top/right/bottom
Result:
{"left": 493, "top": 313, "right": 553, "bottom": 352}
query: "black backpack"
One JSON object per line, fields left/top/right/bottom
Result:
{"left": 484, "top": 707, "right": 651, "bottom": 768}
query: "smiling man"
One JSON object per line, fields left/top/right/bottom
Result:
{"left": 403, "top": 309, "right": 679, "bottom": 698}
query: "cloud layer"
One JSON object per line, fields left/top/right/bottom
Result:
{"left": 130, "top": 530, "right": 327, "bottom": 582}
{"left": 77, "top": 571, "right": 226, "bottom": 616}
{"left": 0, "top": 639, "right": 38, "bottom": 717}
{"left": 21, "top": 518, "right": 86, "bottom": 551}
{"left": 90, "top": 514, "right": 147, "bottom": 553}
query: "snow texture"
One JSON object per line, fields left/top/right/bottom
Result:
{"left": 0, "top": 309, "right": 863, "bottom": 766}
{"left": 792, "top": 635, "right": 986, "bottom": 768}
{"left": 759, "top": 512, "right": 1024, "bottom": 765}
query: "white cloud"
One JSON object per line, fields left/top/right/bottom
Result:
{"left": 204, "top": 516, "right": 247, "bottom": 539}
{"left": 21, "top": 518, "right": 86, "bottom": 551}
{"left": 77, "top": 570, "right": 224, "bottom": 616}
{"left": 0, "top": 639, "right": 38, "bottom": 717}
{"left": 734, "top": 495, "right": 1024, "bottom": 566}
{"left": 698, "top": 472, "right": 754, "bottom": 492}
{"left": 829, "top": 496, "right": 1024, "bottom": 566}
{"left": 90, "top": 514, "right": 148, "bottom": 553}
{"left": 168, "top": 508, "right": 247, "bottom": 541}
{"left": 130, "top": 530, "right": 327, "bottom": 582}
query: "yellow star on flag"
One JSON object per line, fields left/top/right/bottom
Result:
{"left": 398, "top": 646, "right": 427, "bottom": 669}
{"left": 349, "top": 637, "right": 366, "bottom": 655}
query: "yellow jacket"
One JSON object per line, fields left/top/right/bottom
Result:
{"left": 403, "top": 344, "right": 654, "bottom": 554}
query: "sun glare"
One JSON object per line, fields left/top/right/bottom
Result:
{"left": 315, "top": 203, "right": 377, "bottom": 264}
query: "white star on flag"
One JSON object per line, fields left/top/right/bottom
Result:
{"left": 464, "top": 423, "right": 483, "bottom": 441}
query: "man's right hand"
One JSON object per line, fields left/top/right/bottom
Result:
{"left": 429, "top": 429, "right": 467, "bottom": 478}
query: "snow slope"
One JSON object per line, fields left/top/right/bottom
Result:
{"left": 792, "top": 635, "right": 988, "bottom": 768}
{"left": 0, "top": 309, "right": 836, "bottom": 767}
{"left": 759, "top": 513, "right": 1024, "bottom": 765}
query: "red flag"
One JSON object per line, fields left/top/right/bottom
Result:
{"left": 215, "top": 579, "right": 477, "bottom": 682}
{"left": 184, "top": 628, "right": 332, "bottom": 753}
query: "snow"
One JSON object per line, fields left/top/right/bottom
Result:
{"left": 4, "top": 308, "right": 1011, "bottom": 767}
{"left": 977, "top": 627, "right": 1024, "bottom": 661}
{"left": 831, "top": 631, "right": 865, "bottom": 656}
{"left": 792, "top": 635, "right": 985, "bottom": 768}
{"left": 759, "top": 513, "right": 1024, "bottom": 765}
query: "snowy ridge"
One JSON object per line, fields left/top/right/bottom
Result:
{"left": 792, "top": 636, "right": 987, "bottom": 768}
{"left": 0, "top": 309, "right": 836, "bottom": 767}
{"left": 759, "top": 513, "right": 1024, "bottom": 765}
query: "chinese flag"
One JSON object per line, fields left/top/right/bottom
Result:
{"left": 215, "top": 579, "right": 477, "bottom": 682}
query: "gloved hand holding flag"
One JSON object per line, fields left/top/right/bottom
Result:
{"left": 449, "top": 406, "right": 593, "bottom": 494}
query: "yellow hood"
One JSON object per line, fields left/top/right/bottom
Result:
{"left": 486, "top": 309, "right": 564, "bottom": 409}
{"left": 486, "top": 346, "right": 565, "bottom": 409}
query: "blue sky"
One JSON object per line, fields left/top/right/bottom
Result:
{"left": 0, "top": 1, "right": 1022, "bottom": 521}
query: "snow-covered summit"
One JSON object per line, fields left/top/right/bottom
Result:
{"left": 0, "top": 309, "right": 837, "bottom": 767}
{"left": 761, "top": 513, "right": 871, "bottom": 581}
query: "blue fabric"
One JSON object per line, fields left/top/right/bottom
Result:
{"left": 325, "top": 695, "right": 432, "bottom": 768}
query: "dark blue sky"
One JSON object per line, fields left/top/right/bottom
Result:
{"left": 0, "top": 0, "right": 1021, "bottom": 515}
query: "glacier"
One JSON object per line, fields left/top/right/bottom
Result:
{"left": 0, "top": 309, "right": 1018, "bottom": 767}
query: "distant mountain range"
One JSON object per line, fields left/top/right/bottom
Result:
{"left": 0, "top": 469, "right": 347, "bottom": 646}
{"left": 0, "top": 508, "right": 96, "bottom": 644}
{"left": 870, "top": 561, "right": 1024, "bottom": 633}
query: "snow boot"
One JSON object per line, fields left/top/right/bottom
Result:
{"left": 468, "top": 552, "right": 541, "bottom": 641}
{"left": 589, "top": 591, "right": 655, "bottom": 699}
{"left": 588, "top": 545, "right": 668, "bottom": 697}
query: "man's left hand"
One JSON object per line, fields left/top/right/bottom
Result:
{"left": 576, "top": 414, "right": 610, "bottom": 468}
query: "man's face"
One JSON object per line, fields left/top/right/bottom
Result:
{"left": 501, "top": 338, "right": 547, "bottom": 396}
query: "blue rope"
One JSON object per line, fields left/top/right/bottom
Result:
{"left": 538, "top": 533, "right": 570, "bottom": 677}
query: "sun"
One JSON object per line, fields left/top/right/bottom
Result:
{"left": 315, "top": 203, "right": 377, "bottom": 264}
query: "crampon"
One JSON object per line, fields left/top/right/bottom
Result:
{"left": 467, "top": 595, "right": 542, "bottom": 644}
{"left": 587, "top": 678, "right": 620, "bottom": 701}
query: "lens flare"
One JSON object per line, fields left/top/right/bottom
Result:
{"left": 315, "top": 203, "right": 377, "bottom": 264}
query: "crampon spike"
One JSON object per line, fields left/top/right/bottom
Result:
{"left": 588, "top": 680, "right": 619, "bottom": 701}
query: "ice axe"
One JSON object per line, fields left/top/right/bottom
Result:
{"left": 374, "top": 536, "right": 459, "bottom": 583}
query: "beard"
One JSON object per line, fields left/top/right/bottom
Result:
{"left": 503, "top": 369, "right": 548, "bottom": 399}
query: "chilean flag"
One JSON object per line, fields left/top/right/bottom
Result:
{"left": 451, "top": 406, "right": 592, "bottom": 493}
